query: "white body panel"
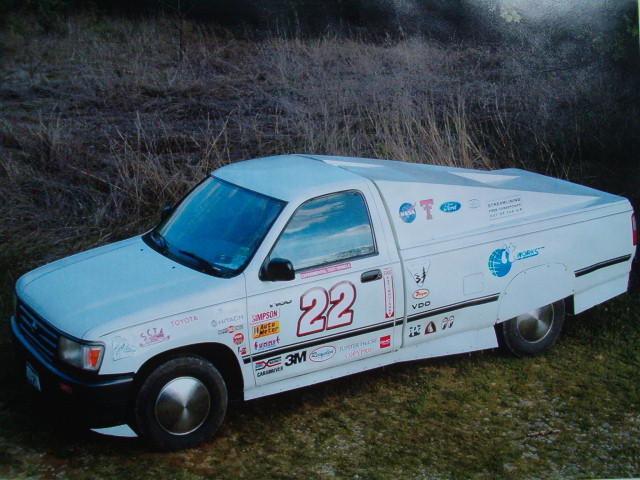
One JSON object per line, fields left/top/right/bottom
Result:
{"left": 14, "top": 155, "right": 635, "bottom": 405}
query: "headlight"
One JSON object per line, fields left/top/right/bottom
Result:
{"left": 58, "top": 336, "right": 104, "bottom": 371}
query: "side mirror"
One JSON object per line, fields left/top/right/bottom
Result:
{"left": 261, "top": 258, "right": 295, "bottom": 282}
{"left": 160, "top": 205, "right": 173, "bottom": 222}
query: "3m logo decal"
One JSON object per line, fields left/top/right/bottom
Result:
{"left": 285, "top": 351, "right": 307, "bottom": 366}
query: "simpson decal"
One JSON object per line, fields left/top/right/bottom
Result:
{"left": 251, "top": 309, "right": 280, "bottom": 324}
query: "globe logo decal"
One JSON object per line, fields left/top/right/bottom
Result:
{"left": 399, "top": 203, "right": 416, "bottom": 223}
{"left": 488, "top": 248, "right": 512, "bottom": 277}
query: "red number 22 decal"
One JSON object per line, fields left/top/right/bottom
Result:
{"left": 297, "top": 281, "right": 357, "bottom": 336}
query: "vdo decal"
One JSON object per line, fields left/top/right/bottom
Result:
{"left": 297, "top": 281, "right": 356, "bottom": 336}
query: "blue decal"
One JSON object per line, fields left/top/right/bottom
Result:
{"left": 440, "top": 201, "right": 461, "bottom": 213}
{"left": 488, "top": 248, "right": 512, "bottom": 277}
{"left": 488, "top": 245, "right": 544, "bottom": 277}
{"left": 399, "top": 203, "right": 416, "bottom": 223}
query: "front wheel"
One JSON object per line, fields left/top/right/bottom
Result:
{"left": 498, "top": 300, "right": 565, "bottom": 357}
{"left": 134, "top": 356, "right": 228, "bottom": 451}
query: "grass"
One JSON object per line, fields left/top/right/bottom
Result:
{"left": 0, "top": 293, "right": 638, "bottom": 479}
{"left": 0, "top": 14, "right": 638, "bottom": 480}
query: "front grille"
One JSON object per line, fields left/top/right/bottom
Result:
{"left": 15, "top": 300, "right": 60, "bottom": 363}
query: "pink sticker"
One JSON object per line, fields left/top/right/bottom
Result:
{"left": 300, "top": 262, "right": 352, "bottom": 279}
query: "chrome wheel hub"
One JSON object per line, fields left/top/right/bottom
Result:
{"left": 155, "top": 376, "right": 211, "bottom": 435}
{"left": 515, "top": 304, "right": 554, "bottom": 343}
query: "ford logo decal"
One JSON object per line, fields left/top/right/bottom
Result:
{"left": 440, "top": 201, "right": 461, "bottom": 213}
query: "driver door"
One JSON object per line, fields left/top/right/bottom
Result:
{"left": 245, "top": 190, "right": 401, "bottom": 385}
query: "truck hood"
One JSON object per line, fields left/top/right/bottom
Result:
{"left": 16, "top": 236, "right": 245, "bottom": 339}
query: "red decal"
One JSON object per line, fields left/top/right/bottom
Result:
{"left": 419, "top": 199, "right": 434, "bottom": 220}
{"left": 300, "top": 262, "right": 352, "bottom": 279}
{"left": 297, "top": 282, "right": 356, "bottom": 336}
{"left": 327, "top": 281, "right": 356, "bottom": 330}
{"left": 425, "top": 321, "right": 436, "bottom": 335}
{"left": 382, "top": 268, "right": 394, "bottom": 319}
{"left": 233, "top": 333, "right": 245, "bottom": 345}
{"left": 379, "top": 335, "right": 391, "bottom": 348}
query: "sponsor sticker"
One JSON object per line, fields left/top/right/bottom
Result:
{"left": 440, "top": 201, "right": 461, "bottom": 213}
{"left": 170, "top": 315, "right": 198, "bottom": 328}
{"left": 218, "top": 324, "right": 244, "bottom": 335}
{"left": 488, "top": 195, "right": 523, "bottom": 220}
{"left": 488, "top": 244, "right": 544, "bottom": 277}
{"left": 412, "top": 288, "right": 430, "bottom": 299}
{"left": 341, "top": 338, "right": 376, "bottom": 360}
{"left": 411, "top": 301, "right": 431, "bottom": 310}
{"left": 253, "top": 336, "right": 281, "bottom": 353}
{"left": 441, "top": 315, "right": 454, "bottom": 330}
{"left": 379, "top": 335, "right": 391, "bottom": 349}
{"left": 468, "top": 198, "right": 480, "bottom": 209}
{"left": 399, "top": 202, "right": 416, "bottom": 223}
{"left": 407, "top": 261, "right": 429, "bottom": 287}
{"left": 424, "top": 321, "right": 437, "bottom": 335}
{"left": 382, "top": 268, "right": 395, "bottom": 319}
{"left": 255, "top": 356, "right": 283, "bottom": 377}
{"left": 300, "top": 262, "right": 351, "bottom": 279}
{"left": 419, "top": 199, "right": 434, "bottom": 220}
{"left": 112, "top": 336, "right": 136, "bottom": 361}
{"left": 238, "top": 346, "right": 247, "bottom": 355}
{"left": 211, "top": 313, "right": 244, "bottom": 329}
{"left": 409, "top": 325, "right": 421, "bottom": 338}
{"left": 309, "top": 345, "right": 336, "bottom": 362}
{"left": 252, "top": 320, "right": 280, "bottom": 339}
{"left": 285, "top": 351, "right": 307, "bottom": 366}
{"left": 139, "top": 327, "right": 170, "bottom": 348}
{"left": 233, "top": 333, "right": 245, "bottom": 345}
{"left": 251, "top": 309, "right": 280, "bottom": 325}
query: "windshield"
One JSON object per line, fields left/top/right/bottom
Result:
{"left": 148, "top": 177, "right": 285, "bottom": 276}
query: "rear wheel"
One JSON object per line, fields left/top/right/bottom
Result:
{"left": 134, "top": 356, "right": 228, "bottom": 451}
{"left": 498, "top": 300, "right": 565, "bottom": 357}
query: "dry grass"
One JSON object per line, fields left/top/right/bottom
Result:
{"left": 4, "top": 16, "right": 622, "bottom": 265}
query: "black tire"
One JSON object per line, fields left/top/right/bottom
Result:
{"left": 498, "top": 300, "right": 565, "bottom": 357}
{"left": 134, "top": 355, "right": 228, "bottom": 451}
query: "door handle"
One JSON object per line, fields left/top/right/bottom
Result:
{"left": 361, "top": 269, "right": 382, "bottom": 283}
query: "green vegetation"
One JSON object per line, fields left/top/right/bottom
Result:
{"left": 0, "top": 12, "right": 638, "bottom": 479}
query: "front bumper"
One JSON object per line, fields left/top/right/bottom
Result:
{"left": 10, "top": 315, "right": 135, "bottom": 428}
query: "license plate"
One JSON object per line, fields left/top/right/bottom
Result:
{"left": 25, "top": 362, "right": 41, "bottom": 392}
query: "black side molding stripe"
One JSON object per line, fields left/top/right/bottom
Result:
{"left": 574, "top": 254, "right": 631, "bottom": 278}
{"left": 243, "top": 318, "right": 403, "bottom": 364}
{"left": 407, "top": 293, "right": 500, "bottom": 323}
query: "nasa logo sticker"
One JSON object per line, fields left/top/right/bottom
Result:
{"left": 399, "top": 203, "right": 416, "bottom": 223}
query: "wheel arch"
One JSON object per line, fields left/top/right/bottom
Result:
{"left": 134, "top": 342, "right": 244, "bottom": 401}
{"left": 497, "top": 263, "right": 574, "bottom": 323}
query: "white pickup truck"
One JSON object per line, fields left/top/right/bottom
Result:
{"left": 10, "top": 155, "right": 636, "bottom": 450}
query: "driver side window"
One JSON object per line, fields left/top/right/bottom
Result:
{"left": 270, "top": 191, "right": 376, "bottom": 271}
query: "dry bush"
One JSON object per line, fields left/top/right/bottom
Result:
{"left": 1, "top": 15, "right": 632, "bottom": 267}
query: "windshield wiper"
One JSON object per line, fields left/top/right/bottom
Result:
{"left": 150, "top": 230, "right": 168, "bottom": 252}
{"left": 177, "top": 249, "right": 226, "bottom": 276}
